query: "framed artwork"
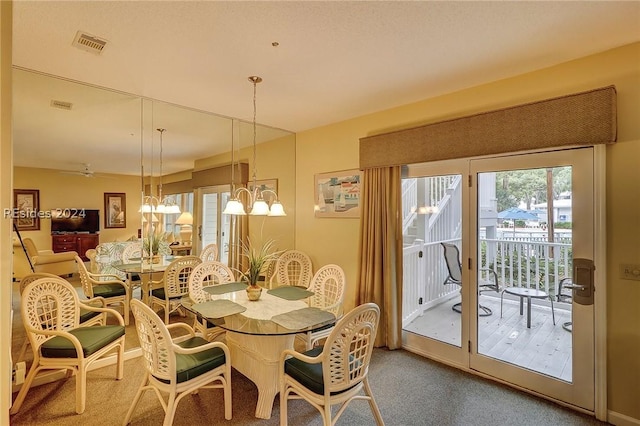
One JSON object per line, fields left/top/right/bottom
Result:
{"left": 104, "top": 192, "right": 126, "bottom": 228}
{"left": 249, "top": 179, "right": 279, "bottom": 204}
{"left": 314, "top": 169, "right": 362, "bottom": 218}
{"left": 13, "top": 189, "right": 40, "bottom": 230}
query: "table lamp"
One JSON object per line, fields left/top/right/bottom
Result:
{"left": 175, "top": 212, "right": 193, "bottom": 245}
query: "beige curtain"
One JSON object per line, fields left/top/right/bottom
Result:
{"left": 357, "top": 166, "right": 403, "bottom": 349}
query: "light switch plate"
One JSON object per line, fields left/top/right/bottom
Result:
{"left": 620, "top": 264, "right": 640, "bottom": 281}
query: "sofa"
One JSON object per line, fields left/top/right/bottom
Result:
{"left": 19, "top": 237, "right": 77, "bottom": 277}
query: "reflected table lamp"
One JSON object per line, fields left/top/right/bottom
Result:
{"left": 175, "top": 212, "right": 193, "bottom": 245}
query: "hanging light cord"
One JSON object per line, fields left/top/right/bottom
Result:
{"left": 251, "top": 77, "right": 258, "bottom": 195}
{"left": 158, "top": 128, "right": 165, "bottom": 201}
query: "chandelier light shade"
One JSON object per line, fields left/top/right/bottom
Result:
{"left": 222, "top": 76, "right": 286, "bottom": 217}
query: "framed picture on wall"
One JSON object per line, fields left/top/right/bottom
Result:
{"left": 248, "top": 179, "right": 279, "bottom": 204}
{"left": 104, "top": 192, "right": 126, "bottom": 228}
{"left": 13, "top": 189, "right": 40, "bottom": 230}
{"left": 314, "top": 169, "right": 362, "bottom": 218}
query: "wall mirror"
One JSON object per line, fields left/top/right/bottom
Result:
{"left": 11, "top": 68, "right": 296, "bottom": 362}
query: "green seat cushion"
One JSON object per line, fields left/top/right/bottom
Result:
{"left": 79, "top": 308, "right": 101, "bottom": 324}
{"left": 155, "top": 336, "right": 226, "bottom": 384}
{"left": 41, "top": 325, "right": 125, "bottom": 358}
{"left": 285, "top": 346, "right": 358, "bottom": 395}
{"left": 93, "top": 283, "right": 126, "bottom": 298}
{"left": 151, "top": 287, "right": 182, "bottom": 300}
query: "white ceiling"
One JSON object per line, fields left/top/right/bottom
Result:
{"left": 11, "top": 1, "right": 640, "bottom": 176}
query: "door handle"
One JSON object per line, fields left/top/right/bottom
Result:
{"left": 572, "top": 258, "right": 595, "bottom": 306}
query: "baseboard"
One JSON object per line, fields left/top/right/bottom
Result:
{"left": 608, "top": 411, "right": 640, "bottom": 426}
{"left": 11, "top": 348, "right": 142, "bottom": 394}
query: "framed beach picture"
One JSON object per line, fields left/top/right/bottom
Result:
{"left": 104, "top": 192, "right": 126, "bottom": 228}
{"left": 314, "top": 169, "right": 362, "bottom": 218}
{"left": 249, "top": 179, "right": 278, "bottom": 204}
{"left": 13, "top": 189, "right": 40, "bottom": 230}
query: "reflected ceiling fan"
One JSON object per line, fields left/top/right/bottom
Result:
{"left": 60, "top": 163, "right": 111, "bottom": 178}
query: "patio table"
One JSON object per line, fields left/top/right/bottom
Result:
{"left": 500, "top": 287, "right": 555, "bottom": 328}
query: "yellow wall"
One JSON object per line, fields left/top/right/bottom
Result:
{"left": 295, "top": 42, "right": 640, "bottom": 421}
{"left": 13, "top": 167, "right": 143, "bottom": 250}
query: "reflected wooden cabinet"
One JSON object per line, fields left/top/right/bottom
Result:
{"left": 52, "top": 233, "right": 99, "bottom": 261}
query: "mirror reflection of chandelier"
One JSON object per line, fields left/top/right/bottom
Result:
{"left": 223, "top": 76, "right": 286, "bottom": 216}
{"left": 140, "top": 128, "right": 181, "bottom": 214}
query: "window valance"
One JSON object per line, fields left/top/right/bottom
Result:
{"left": 359, "top": 86, "right": 616, "bottom": 168}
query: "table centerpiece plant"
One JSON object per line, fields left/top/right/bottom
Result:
{"left": 142, "top": 229, "right": 171, "bottom": 263}
{"left": 237, "top": 237, "right": 282, "bottom": 301}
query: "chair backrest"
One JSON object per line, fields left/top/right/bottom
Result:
{"left": 130, "top": 299, "right": 177, "bottom": 384}
{"left": 200, "top": 243, "right": 219, "bottom": 262}
{"left": 163, "top": 256, "right": 202, "bottom": 298}
{"left": 21, "top": 276, "right": 81, "bottom": 351}
{"left": 22, "top": 238, "right": 39, "bottom": 258}
{"left": 188, "top": 261, "right": 235, "bottom": 303}
{"left": 75, "top": 255, "right": 96, "bottom": 298}
{"left": 322, "top": 302, "right": 380, "bottom": 394}
{"left": 19, "top": 272, "right": 61, "bottom": 295}
{"left": 272, "top": 249, "right": 313, "bottom": 288}
{"left": 121, "top": 242, "right": 142, "bottom": 263}
{"left": 308, "top": 264, "right": 346, "bottom": 315}
{"left": 441, "top": 242, "right": 462, "bottom": 284}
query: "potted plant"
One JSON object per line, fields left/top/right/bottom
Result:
{"left": 238, "top": 238, "right": 282, "bottom": 301}
{"left": 143, "top": 230, "right": 170, "bottom": 263}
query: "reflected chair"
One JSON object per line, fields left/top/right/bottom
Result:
{"left": 200, "top": 243, "right": 219, "bottom": 262}
{"left": 280, "top": 302, "right": 384, "bottom": 426}
{"left": 188, "top": 261, "right": 235, "bottom": 340}
{"left": 22, "top": 237, "right": 77, "bottom": 277}
{"left": 124, "top": 299, "right": 232, "bottom": 425}
{"left": 121, "top": 242, "right": 142, "bottom": 296}
{"left": 297, "top": 264, "right": 346, "bottom": 350}
{"left": 10, "top": 276, "right": 125, "bottom": 415}
{"left": 270, "top": 249, "right": 313, "bottom": 288}
{"left": 75, "top": 255, "right": 130, "bottom": 325}
{"left": 16, "top": 272, "right": 106, "bottom": 362}
{"left": 150, "top": 255, "right": 202, "bottom": 323}
{"left": 441, "top": 242, "right": 498, "bottom": 316}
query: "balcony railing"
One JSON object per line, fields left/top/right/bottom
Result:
{"left": 402, "top": 237, "right": 572, "bottom": 327}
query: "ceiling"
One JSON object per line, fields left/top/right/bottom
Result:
{"left": 11, "top": 1, "right": 640, "bottom": 176}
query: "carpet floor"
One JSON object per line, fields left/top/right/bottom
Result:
{"left": 9, "top": 347, "right": 607, "bottom": 426}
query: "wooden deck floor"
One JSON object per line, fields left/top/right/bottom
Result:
{"left": 403, "top": 294, "right": 573, "bottom": 382}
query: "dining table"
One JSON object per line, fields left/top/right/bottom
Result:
{"left": 182, "top": 283, "right": 337, "bottom": 419}
{"left": 111, "top": 256, "right": 179, "bottom": 304}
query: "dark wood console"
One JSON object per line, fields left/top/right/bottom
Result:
{"left": 52, "top": 233, "right": 99, "bottom": 261}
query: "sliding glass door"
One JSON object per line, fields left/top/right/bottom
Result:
{"left": 195, "top": 185, "right": 231, "bottom": 263}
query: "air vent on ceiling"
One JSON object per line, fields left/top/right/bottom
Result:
{"left": 72, "top": 31, "right": 108, "bottom": 54}
{"left": 50, "top": 100, "right": 73, "bottom": 110}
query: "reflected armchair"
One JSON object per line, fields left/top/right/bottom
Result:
{"left": 21, "top": 237, "right": 77, "bottom": 277}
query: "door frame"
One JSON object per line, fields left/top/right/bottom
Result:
{"left": 401, "top": 146, "right": 607, "bottom": 420}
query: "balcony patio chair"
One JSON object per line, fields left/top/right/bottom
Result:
{"left": 75, "top": 255, "right": 130, "bottom": 325}
{"left": 557, "top": 277, "right": 573, "bottom": 332}
{"left": 297, "top": 264, "right": 346, "bottom": 350}
{"left": 200, "top": 243, "right": 219, "bottom": 262}
{"left": 150, "top": 255, "right": 202, "bottom": 323}
{"left": 15, "top": 272, "right": 107, "bottom": 363}
{"left": 10, "top": 276, "right": 125, "bottom": 415}
{"left": 188, "top": 260, "right": 235, "bottom": 341}
{"left": 124, "top": 299, "right": 232, "bottom": 425}
{"left": 269, "top": 249, "right": 313, "bottom": 289}
{"left": 279, "top": 302, "right": 384, "bottom": 426}
{"left": 441, "top": 242, "right": 498, "bottom": 316}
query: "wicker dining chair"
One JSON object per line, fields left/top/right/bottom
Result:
{"left": 200, "top": 243, "right": 219, "bottom": 262}
{"left": 297, "top": 264, "right": 346, "bottom": 350}
{"left": 270, "top": 249, "right": 313, "bottom": 288}
{"left": 150, "top": 256, "right": 202, "bottom": 323}
{"left": 75, "top": 255, "right": 130, "bottom": 325}
{"left": 10, "top": 276, "right": 125, "bottom": 415}
{"left": 279, "top": 302, "right": 383, "bottom": 426}
{"left": 188, "top": 260, "right": 235, "bottom": 340}
{"left": 124, "top": 299, "right": 232, "bottom": 425}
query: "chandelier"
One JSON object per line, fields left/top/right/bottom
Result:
{"left": 140, "top": 128, "right": 181, "bottom": 214}
{"left": 223, "top": 76, "right": 286, "bottom": 216}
